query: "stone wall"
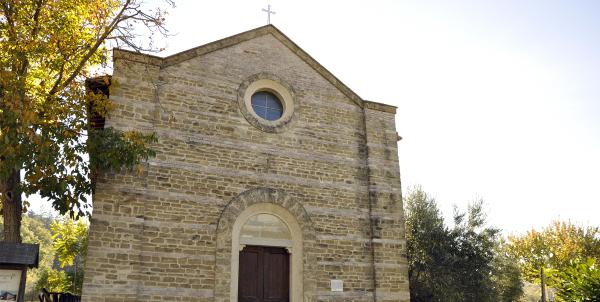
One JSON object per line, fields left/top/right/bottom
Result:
{"left": 82, "top": 25, "right": 409, "bottom": 302}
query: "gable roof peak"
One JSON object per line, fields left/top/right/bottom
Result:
{"left": 113, "top": 25, "right": 394, "bottom": 110}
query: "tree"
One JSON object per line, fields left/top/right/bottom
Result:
{"left": 0, "top": 0, "right": 174, "bottom": 243}
{"left": 36, "top": 218, "right": 89, "bottom": 295}
{"left": 491, "top": 240, "right": 525, "bottom": 302}
{"left": 447, "top": 200, "right": 505, "bottom": 302}
{"left": 552, "top": 258, "right": 600, "bottom": 301}
{"left": 508, "top": 221, "right": 600, "bottom": 301}
{"left": 404, "top": 186, "right": 523, "bottom": 302}
{"left": 405, "top": 186, "right": 456, "bottom": 301}
{"left": 1, "top": 212, "right": 56, "bottom": 299}
{"left": 1, "top": 213, "right": 91, "bottom": 297}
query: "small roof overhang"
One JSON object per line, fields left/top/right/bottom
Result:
{"left": 0, "top": 243, "right": 39, "bottom": 268}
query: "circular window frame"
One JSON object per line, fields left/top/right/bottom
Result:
{"left": 238, "top": 73, "right": 295, "bottom": 133}
{"left": 250, "top": 91, "right": 285, "bottom": 121}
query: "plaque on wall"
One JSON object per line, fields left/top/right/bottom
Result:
{"left": 0, "top": 269, "right": 22, "bottom": 301}
{"left": 330, "top": 279, "right": 343, "bottom": 292}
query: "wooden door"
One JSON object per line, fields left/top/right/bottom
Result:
{"left": 239, "top": 246, "right": 289, "bottom": 302}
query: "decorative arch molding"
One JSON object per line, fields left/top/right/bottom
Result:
{"left": 214, "top": 188, "right": 316, "bottom": 302}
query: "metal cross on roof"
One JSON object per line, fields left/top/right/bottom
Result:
{"left": 262, "top": 4, "right": 276, "bottom": 25}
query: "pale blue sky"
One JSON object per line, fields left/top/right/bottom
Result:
{"left": 156, "top": 0, "right": 600, "bottom": 234}
{"left": 30, "top": 1, "right": 599, "bottom": 234}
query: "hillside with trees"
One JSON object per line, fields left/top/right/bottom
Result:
{"left": 405, "top": 186, "right": 600, "bottom": 302}
{"left": 0, "top": 213, "right": 88, "bottom": 301}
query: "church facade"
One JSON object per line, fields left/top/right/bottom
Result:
{"left": 82, "top": 25, "right": 409, "bottom": 302}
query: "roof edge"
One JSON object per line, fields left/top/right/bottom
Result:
{"left": 364, "top": 100, "right": 397, "bottom": 114}
{"left": 113, "top": 48, "right": 163, "bottom": 66}
{"left": 111, "top": 25, "right": 397, "bottom": 110}
{"left": 264, "top": 26, "right": 364, "bottom": 108}
{"left": 163, "top": 25, "right": 274, "bottom": 66}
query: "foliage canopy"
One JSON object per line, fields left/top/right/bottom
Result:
{"left": 0, "top": 0, "right": 172, "bottom": 242}
{"left": 0, "top": 213, "right": 87, "bottom": 297}
{"left": 404, "top": 186, "right": 523, "bottom": 302}
{"left": 508, "top": 221, "right": 600, "bottom": 301}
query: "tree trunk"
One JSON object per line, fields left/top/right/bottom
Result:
{"left": 1, "top": 169, "right": 22, "bottom": 243}
{"left": 540, "top": 266, "right": 547, "bottom": 302}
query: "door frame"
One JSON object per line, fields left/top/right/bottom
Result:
{"left": 230, "top": 203, "right": 303, "bottom": 302}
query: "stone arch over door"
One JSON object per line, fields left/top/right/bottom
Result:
{"left": 214, "top": 188, "right": 316, "bottom": 302}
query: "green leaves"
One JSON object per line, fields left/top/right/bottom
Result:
{"left": 88, "top": 128, "right": 157, "bottom": 175}
{"left": 552, "top": 258, "right": 600, "bottom": 301}
{"left": 50, "top": 218, "right": 88, "bottom": 268}
{"left": 508, "top": 222, "right": 600, "bottom": 301}
{"left": 0, "top": 0, "right": 171, "bottom": 225}
{"left": 15, "top": 214, "right": 89, "bottom": 296}
{"left": 405, "top": 186, "right": 522, "bottom": 302}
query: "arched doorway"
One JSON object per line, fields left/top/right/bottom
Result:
{"left": 230, "top": 203, "right": 303, "bottom": 302}
{"left": 238, "top": 214, "right": 292, "bottom": 302}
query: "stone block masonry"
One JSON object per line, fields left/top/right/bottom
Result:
{"left": 82, "top": 25, "right": 409, "bottom": 302}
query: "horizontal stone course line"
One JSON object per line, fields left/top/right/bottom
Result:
{"left": 98, "top": 183, "right": 227, "bottom": 206}
{"left": 316, "top": 298, "right": 372, "bottom": 302}
{"left": 162, "top": 78, "right": 362, "bottom": 113}
{"left": 371, "top": 210, "right": 404, "bottom": 220}
{"left": 109, "top": 95, "right": 398, "bottom": 162}
{"left": 316, "top": 289, "right": 380, "bottom": 301}
{"left": 92, "top": 213, "right": 144, "bottom": 224}
{"left": 376, "top": 292, "right": 411, "bottom": 300}
{"left": 105, "top": 112, "right": 403, "bottom": 177}
{"left": 140, "top": 285, "right": 213, "bottom": 297}
{"left": 367, "top": 154, "right": 399, "bottom": 163}
{"left": 108, "top": 119, "right": 402, "bottom": 177}
{"left": 155, "top": 127, "right": 365, "bottom": 167}
{"left": 365, "top": 157, "right": 400, "bottom": 168}
{"left": 315, "top": 291, "right": 374, "bottom": 298}
{"left": 376, "top": 263, "right": 409, "bottom": 269}
{"left": 305, "top": 206, "right": 399, "bottom": 222}
{"left": 97, "top": 184, "right": 403, "bottom": 222}
{"left": 110, "top": 95, "right": 366, "bottom": 153}
{"left": 372, "top": 238, "right": 406, "bottom": 244}
{"left": 87, "top": 246, "right": 215, "bottom": 261}
{"left": 165, "top": 118, "right": 363, "bottom": 158}
{"left": 92, "top": 213, "right": 216, "bottom": 231}
{"left": 317, "top": 289, "right": 409, "bottom": 301}
{"left": 316, "top": 291, "right": 407, "bottom": 299}
{"left": 143, "top": 219, "right": 216, "bottom": 231}
{"left": 304, "top": 205, "right": 368, "bottom": 219}
{"left": 84, "top": 284, "right": 213, "bottom": 297}
{"left": 316, "top": 234, "right": 368, "bottom": 242}
{"left": 157, "top": 130, "right": 398, "bottom": 174}
{"left": 149, "top": 158, "right": 362, "bottom": 191}
{"left": 316, "top": 234, "right": 405, "bottom": 245}
{"left": 148, "top": 158, "right": 402, "bottom": 194}
{"left": 367, "top": 142, "right": 400, "bottom": 150}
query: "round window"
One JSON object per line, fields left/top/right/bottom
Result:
{"left": 251, "top": 91, "right": 283, "bottom": 121}
{"left": 238, "top": 74, "right": 296, "bottom": 133}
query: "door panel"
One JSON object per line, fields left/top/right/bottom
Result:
{"left": 239, "top": 247, "right": 262, "bottom": 302}
{"left": 263, "top": 248, "right": 289, "bottom": 302}
{"left": 239, "top": 246, "right": 289, "bottom": 302}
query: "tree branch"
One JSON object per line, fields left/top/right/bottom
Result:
{"left": 30, "top": 0, "right": 45, "bottom": 40}
{"left": 48, "top": 0, "right": 133, "bottom": 96}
